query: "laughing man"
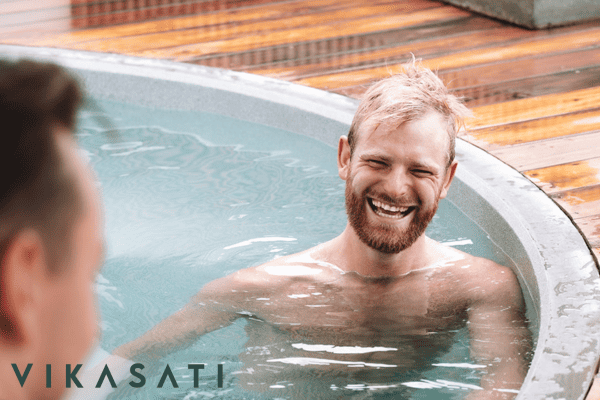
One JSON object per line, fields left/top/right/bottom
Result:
{"left": 108, "top": 62, "right": 531, "bottom": 399}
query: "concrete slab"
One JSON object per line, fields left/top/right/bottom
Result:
{"left": 443, "top": 0, "right": 600, "bottom": 28}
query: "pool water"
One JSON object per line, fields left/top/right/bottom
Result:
{"left": 78, "top": 99, "right": 526, "bottom": 399}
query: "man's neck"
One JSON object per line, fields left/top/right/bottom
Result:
{"left": 326, "top": 225, "right": 439, "bottom": 278}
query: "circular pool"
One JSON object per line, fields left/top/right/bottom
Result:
{"left": 1, "top": 45, "right": 599, "bottom": 399}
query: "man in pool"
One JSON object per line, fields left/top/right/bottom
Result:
{"left": 0, "top": 60, "right": 104, "bottom": 399}
{"left": 108, "top": 62, "right": 531, "bottom": 399}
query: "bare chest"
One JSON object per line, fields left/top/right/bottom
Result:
{"left": 246, "top": 273, "right": 468, "bottom": 340}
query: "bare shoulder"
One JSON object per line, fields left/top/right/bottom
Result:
{"left": 460, "top": 251, "right": 517, "bottom": 280}
{"left": 455, "top": 250, "right": 523, "bottom": 307}
{"left": 429, "top": 240, "right": 522, "bottom": 306}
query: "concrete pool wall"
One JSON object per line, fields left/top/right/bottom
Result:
{"left": 2, "top": 45, "right": 599, "bottom": 399}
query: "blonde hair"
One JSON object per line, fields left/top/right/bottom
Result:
{"left": 348, "top": 60, "right": 472, "bottom": 167}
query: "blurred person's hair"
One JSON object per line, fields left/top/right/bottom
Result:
{"left": 0, "top": 59, "right": 83, "bottom": 337}
{"left": 347, "top": 59, "right": 472, "bottom": 167}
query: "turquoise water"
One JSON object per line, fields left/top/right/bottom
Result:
{"left": 78, "top": 100, "right": 521, "bottom": 399}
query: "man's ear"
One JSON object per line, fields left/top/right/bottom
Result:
{"left": 338, "top": 136, "right": 351, "bottom": 181}
{"left": 0, "top": 230, "right": 46, "bottom": 346}
{"left": 439, "top": 161, "right": 458, "bottom": 200}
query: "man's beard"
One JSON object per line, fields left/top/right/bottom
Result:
{"left": 345, "top": 180, "right": 439, "bottom": 254}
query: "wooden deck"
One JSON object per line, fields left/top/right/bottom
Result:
{"left": 2, "top": 0, "right": 599, "bottom": 262}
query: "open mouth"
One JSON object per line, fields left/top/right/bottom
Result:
{"left": 367, "top": 198, "right": 415, "bottom": 219}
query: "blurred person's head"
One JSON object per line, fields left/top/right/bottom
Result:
{"left": 0, "top": 59, "right": 104, "bottom": 400}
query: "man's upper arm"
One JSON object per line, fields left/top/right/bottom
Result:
{"left": 113, "top": 273, "right": 247, "bottom": 360}
{"left": 467, "top": 262, "right": 532, "bottom": 392}
{"left": 181, "top": 272, "right": 252, "bottom": 334}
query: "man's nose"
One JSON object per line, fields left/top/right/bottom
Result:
{"left": 382, "top": 167, "right": 411, "bottom": 199}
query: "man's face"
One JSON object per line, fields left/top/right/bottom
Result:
{"left": 339, "top": 111, "right": 456, "bottom": 254}
{"left": 37, "top": 131, "right": 104, "bottom": 398}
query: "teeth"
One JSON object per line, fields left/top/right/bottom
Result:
{"left": 372, "top": 199, "right": 409, "bottom": 213}
{"left": 374, "top": 209, "right": 404, "bottom": 219}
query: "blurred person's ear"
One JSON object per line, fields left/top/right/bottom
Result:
{"left": 1, "top": 229, "right": 47, "bottom": 348}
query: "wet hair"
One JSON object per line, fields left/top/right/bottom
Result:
{"left": 0, "top": 59, "right": 83, "bottom": 275}
{"left": 347, "top": 60, "right": 472, "bottom": 167}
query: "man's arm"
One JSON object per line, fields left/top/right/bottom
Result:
{"left": 70, "top": 277, "right": 244, "bottom": 398}
{"left": 466, "top": 262, "right": 532, "bottom": 399}
{"left": 113, "top": 276, "right": 245, "bottom": 361}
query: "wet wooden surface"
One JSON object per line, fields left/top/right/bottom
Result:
{"left": 1, "top": 0, "right": 599, "bottom": 258}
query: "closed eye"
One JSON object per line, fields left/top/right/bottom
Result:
{"left": 413, "top": 169, "right": 433, "bottom": 176}
{"left": 366, "top": 159, "right": 387, "bottom": 167}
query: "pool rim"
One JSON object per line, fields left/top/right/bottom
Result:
{"left": 2, "top": 45, "right": 599, "bottom": 400}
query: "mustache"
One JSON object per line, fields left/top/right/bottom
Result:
{"left": 364, "top": 188, "right": 419, "bottom": 207}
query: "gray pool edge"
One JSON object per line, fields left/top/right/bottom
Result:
{"left": 2, "top": 45, "right": 599, "bottom": 400}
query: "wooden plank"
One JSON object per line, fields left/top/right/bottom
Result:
{"left": 208, "top": 15, "right": 502, "bottom": 71}
{"left": 294, "top": 26, "right": 600, "bottom": 90}
{"left": 25, "top": 0, "right": 335, "bottom": 46}
{"left": 328, "top": 85, "right": 368, "bottom": 98}
{"left": 466, "top": 108, "right": 600, "bottom": 149}
{"left": 0, "top": 7, "right": 70, "bottom": 28}
{"left": 457, "top": 64, "right": 600, "bottom": 108}
{"left": 523, "top": 157, "right": 600, "bottom": 194}
{"left": 466, "top": 86, "right": 600, "bottom": 129}
{"left": 0, "top": 0, "right": 68, "bottom": 15}
{"left": 129, "top": 6, "right": 470, "bottom": 60}
{"left": 0, "top": 7, "right": 71, "bottom": 39}
{"left": 324, "top": 42, "right": 600, "bottom": 99}
{"left": 28, "top": 0, "right": 352, "bottom": 44}
{"left": 551, "top": 185, "right": 600, "bottom": 219}
{"left": 30, "top": 0, "right": 439, "bottom": 51}
{"left": 444, "top": 47, "right": 600, "bottom": 91}
{"left": 248, "top": 19, "right": 597, "bottom": 79}
{"left": 67, "top": 0, "right": 284, "bottom": 29}
{"left": 247, "top": 17, "right": 515, "bottom": 78}
{"left": 462, "top": 108, "right": 600, "bottom": 150}
{"left": 489, "top": 130, "right": 600, "bottom": 171}
{"left": 29, "top": 0, "right": 342, "bottom": 45}
{"left": 93, "top": 2, "right": 444, "bottom": 53}
{"left": 464, "top": 63, "right": 600, "bottom": 108}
